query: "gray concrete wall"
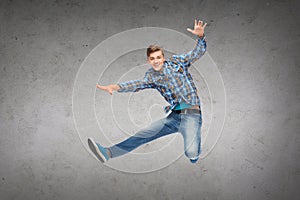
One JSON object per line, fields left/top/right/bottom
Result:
{"left": 0, "top": 0, "right": 299, "bottom": 199}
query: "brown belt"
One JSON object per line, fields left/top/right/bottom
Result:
{"left": 173, "top": 106, "right": 201, "bottom": 115}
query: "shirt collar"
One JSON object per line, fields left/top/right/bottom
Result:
{"left": 151, "top": 64, "right": 166, "bottom": 76}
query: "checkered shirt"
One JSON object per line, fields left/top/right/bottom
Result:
{"left": 117, "top": 37, "right": 207, "bottom": 113}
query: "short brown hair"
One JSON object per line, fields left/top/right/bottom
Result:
{"left": 146, "top": 45, "right": 164, "bottom": 57}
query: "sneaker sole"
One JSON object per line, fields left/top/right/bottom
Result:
{"left": 88, "top": 138, "right": 107, "bottom": 163}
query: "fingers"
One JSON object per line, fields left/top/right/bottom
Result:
{"left": 194, "top": 19, "right": 207, "bottom": 27}
{"left": 96, "top": 84, "right": 115, "bottom": 95}
{"left": 198, "top": 20, "right": 202, "bottom": 26}
{"left": 96, "top": 84, "right": 107, "bottom": 91}
{"left": 96, "top": 84, "right": 102, "bottom": 89}
{"left": 188, "top": 19, "right": 207, "bottom": 35}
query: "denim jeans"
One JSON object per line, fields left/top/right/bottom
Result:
{"left": 108, "top": 110, "right": 202, "bottom": 161}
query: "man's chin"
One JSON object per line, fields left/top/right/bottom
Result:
{"left": 152, "top": 65, "right": 163, "bottom": 71}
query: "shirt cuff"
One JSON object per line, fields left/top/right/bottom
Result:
{"left": 116, "top": 83, "right": 124, "bottom": 92}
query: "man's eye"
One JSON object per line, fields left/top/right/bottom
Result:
{"left": 150, "top": 58, "right": 155, "bottom": 60}
{"left": 157, "top": 56, "right": 161, "bottom": 59}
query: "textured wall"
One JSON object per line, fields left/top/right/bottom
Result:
{"left": 0, "top": 0, "right": 299, "bottom": 199}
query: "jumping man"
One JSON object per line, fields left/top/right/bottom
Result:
{"left": 88, "top": 19, "right": 207, "bottom": 164}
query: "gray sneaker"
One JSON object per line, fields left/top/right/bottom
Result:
{"left": 88, "top": 138, "right": 110, "bottom": 163}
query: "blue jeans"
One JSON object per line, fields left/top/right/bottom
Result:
{"left": 108, "top": 110, "right": 202, "bottom": 161}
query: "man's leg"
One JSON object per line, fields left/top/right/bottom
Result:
{"left": 108, "top": 112, "right": 180, "bottom": 158}
{"left": 179, "top": 112, "right": 202, "bottom": 163}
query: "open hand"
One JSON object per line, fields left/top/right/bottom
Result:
{"left": 187, "top": 19, "right": 207, "bottom": 37}
{"left": 96, "top": 84, "right": 120, "bottom": 95}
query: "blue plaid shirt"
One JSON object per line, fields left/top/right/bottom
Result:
{"left": 118, "top": 36, "right": 207, "bottom": 113}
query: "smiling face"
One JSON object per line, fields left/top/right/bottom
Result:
{"left": 147, "top": 50, "right": 165, "bottom": 71}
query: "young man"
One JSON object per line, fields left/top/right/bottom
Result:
{"left": 88, "top": 19, "right": 207, "bottom": 164}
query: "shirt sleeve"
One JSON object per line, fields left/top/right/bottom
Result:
{"left": 171, "top": 36, "right": 206, "bottom": 68}
{"left": 117, "top": 71, "right": 154, "bottom": 92}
